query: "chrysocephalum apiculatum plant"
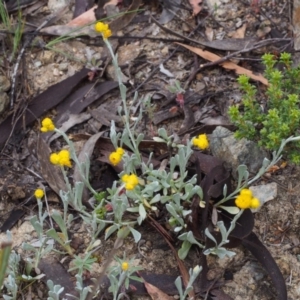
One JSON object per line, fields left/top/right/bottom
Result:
{"left": 4, "top": 21, "right": 300, "bottom": 300}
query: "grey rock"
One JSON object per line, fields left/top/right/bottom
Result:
{"left": 59, "top": 63, "right": 69, "bottom": 71}
{"left": 209, "top": 126, "right": 269, "bottom": 178}
{"left": 34, "top": 61, "right": 42, "bottom": 68}
{"left": 0, "top": 75, "right": 11, "bottom": 92}
{"left": 48, "top": 0, "right": 70, "bottom": 13}
{"left": 250, "top": 182, "right": 277, "bottom": 212}
{"left": 39, "top": 50, "right": 55, "bottom": 64}
{"left": 0, "top": 92, "right": 9, "bottom": 114}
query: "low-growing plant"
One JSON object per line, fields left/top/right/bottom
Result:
{"left": 2, "top": 22, "right": 299, "bottom": 300}
{"left": 229, "top": 52, "right": 300, "bottom": 163}
{"left": 175, "top": 265, "right": 202, "bottom": 300}
{"left": 107, "top": 255, "right": 143, "bottom": 300}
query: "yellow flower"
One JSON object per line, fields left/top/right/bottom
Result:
{"left": 240, "top": 188, "right": 252, "bottom": 198}
{"left": 94, "top": 22, "right": 109, "bottom": 33}
{"left": 58, "top": 149, "right": 72, "bottom": 167}
{"left": 102, "top": 29, "right": 112, "bottom": 39}
{"left": 121, "top": 261, "right": 129, "bottom": 271}
{"left": 121, "top": 174, "right": 129, "bottom": 182}
{"left": 129, "top": 174, "right": 139, "bottom": 186}
{"left": 49, "top": 150, "right": 72, "bottom": 168}
{"left": 192, "top": 134, "right": 209, "bottom": 150}
{"left": 121, "top": 174, "right": 139, "bottom": 190}
{"left": 116, "top": 147, "right": 125, "bottom": 156}
{"left": 50, "top": 153, "right": 60, "bottom": 165}
{"left": 235, "top": 194, "right": 251, "bottom": 209}
{"left": 34, "top": 188, "right": 44, "bottom": 199}
{"left": 109, "top": 148, "right": 125, "bottom": 166}
{"left": 41, "top": 118, "right": 55, "bottom": 132}
{"left": 125, "top": 182, "right": 135, "bottom": 190}
{"left": 235, "top": 188, "right": 260, "bottom": 209}
{"left": 109, "top": 152, "right": 122, "bottom": 166}
{"left": 250, "top": 197, "right": 260, "bottom": 209}
{"left": 94, "top": 22, "right": 111, "bottom": 39}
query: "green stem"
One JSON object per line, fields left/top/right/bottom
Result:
{"left": 103, "top": 39, "right": 142, "bottom": 163}
{"left": 215, "top": 136, "right": 299, "bottom": 207}
{"left": 55, "top": 129, "right": 98, "bottom": 196}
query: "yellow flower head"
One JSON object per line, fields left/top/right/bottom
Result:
{"left": 94, "top": 22, "right": 108, "bottom": 33}
{"left": 125, "top": 182, "right": 135, "bottom": 190}
{"left": 240, "top": 189, "right": 253, "bottom": 198}
{"left": 116, "top": 147, "right": 125, "bottom": 156}
{"left": 121, "top": 174, "right": 129, "bottom": 182}
{"left": 235, "top": 188, "right": 259, "bottom": 209}
{"left": 235, "top": 194, "right": 251, "bottom": 209}
{"left": 192, "top": 134, "right": 209, "bottom": 150}
{"left": 121, "top": 261, "right": 129, "bottom": 271}
{"left": 41, "top": 118, "right": 55, "bottom": 132}
{"left": 94, "top": 22, "right": 111, "bottom": 39}
{"left": 109, "top": 148, "right": 125, "bottom": 166}
{"left": 58, "top": 149, "right": 72, "bottom": 168}
{"left": 128, "top": 174, "right": 139, "bottom": 186}
{"left": 49, "top": 150, "right": 72, "bottom": 168}
{"left": 102, "top": 29, "right": 112, "bottom": 39}
{"left": 109, "top": 152, "right": 122, "bottom": 166}
{"left": 250, "top": 197, "right": 260, "bottom": 209}
{"left": 50, "top": 153, "right": 60, "bottom": 165}
{"left": 34, "top": 188, "right": 44, "bottom": 199}
{"left": 121, "top": 174, "right": 139, "bottom": 190}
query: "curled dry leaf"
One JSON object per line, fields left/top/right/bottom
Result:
{"left": 36, "top": 136, "right": 67, "bottom": 197}
{"left": 177, "top": 43, "right": 268, "bottom": 85}
{"left": 205, "top": 26, "right": 214, "bottom": 41}
{"left": 49, "top": 113, "right": 91, "bottom": 143}
{"left": 73, "top": 0, "right": 95, "bottom": 18}
{"left": 109, "top": 0, "right": 141, "bottom": 33}
{"left": 68, "top": 5, "right": 96, "bottom": 26}
{"left": 41, "top": 6, "right": 97, "bottom": 36}
{"left": 143, "top": 280, "right": 173, "bottom": 300}
{"left": 44, "top": 0, "right": 139, "bottom": 36}
{"left": 231, "top": 23, "right": 247, "bottom": 39}
{"left": 104, "top": 0, "right": 122, "bottom": 9}
{"left": 73, "top": 131, "right": 104, "bottom": 203}
{"left": 256, "top": 25, "right": 272, "bottom": 39}
{"left": 159, "top": 0, "right": 181, "bottom": 24}
{"left": 189, "top": 0, "right": 202, "bottom": 16}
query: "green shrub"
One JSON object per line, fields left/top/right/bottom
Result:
{"left": 228, "top": 52, "right": 300, "bottom": 163}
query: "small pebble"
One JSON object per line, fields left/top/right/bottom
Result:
{"left": 53, "top": 68, "right": 60, "bottom": 76}
{"left": 59, "top": 63, "right": 69, "bottom": 71}
{"left": 34, "top": 61, "right": 42, "bottom": 68}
